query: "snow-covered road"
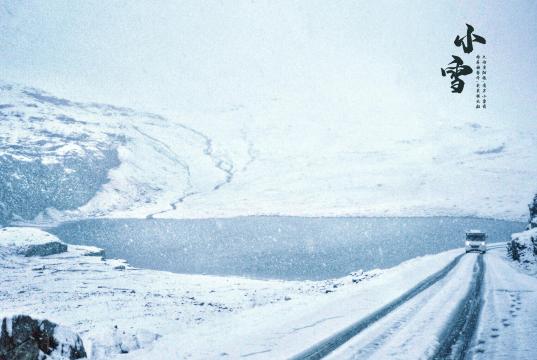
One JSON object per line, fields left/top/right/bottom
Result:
{"left": 293, "top": 254, "right": 467, "bottom": 359}
{"left": 322, "top": 254, "right": 480, "bottom": 360}
{"left": 311, "top": 244, "right": 537, "bottom": 360}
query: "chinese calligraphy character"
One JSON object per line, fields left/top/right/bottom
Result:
{"left": 440, "top": 23, "right": 486, "bottom": 99}
{"left": 441, "top": 55, "right": 473, "bottom": 93}
{"left": 454, "top": 24, "right": 486, "bottom": 54}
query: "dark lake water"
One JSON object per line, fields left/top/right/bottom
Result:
{"left": 49, "top": 217, "right": 525, "bottom": 280}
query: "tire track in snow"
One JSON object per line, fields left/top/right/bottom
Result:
{"left": 432, "top": 254, "right": 485, "bottom": 360}
{"left": 341, "top": 269, "right": 455, "bottom": 359}
{"left": 290, "top": 253, "right": 465, "bottom": 360}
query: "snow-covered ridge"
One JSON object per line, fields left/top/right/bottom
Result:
{"left": 0, "top": 227, "right": 103, "bottom": 258}
{"left": 0, "top": 226, "right": 65, "bottom": 258}
{"left": 0, "top": 81, "right": 240, "bottom": 225}
{"left": 0, "top": 226, "right": 63, "bottom": 249}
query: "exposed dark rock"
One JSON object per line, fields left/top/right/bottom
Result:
{"left": 474, "top": 144, "right": 505, "bottom": 155}
{"left": 509, "top": 192, "right": 537, "bottom": 263}
{"left": 0, "top": 315, "right": 86, "bottom": 360}
{"left": 529, "top": 193, "right": 537, "bottom": 229}
{"left": 507, "top": 239, "right": 524, "bottom": 262}
{"left": 22, "top": 242, "right": 67, "bottom": 257}
{"left": 83, "top": 249, "right": 105, "bottom": 258}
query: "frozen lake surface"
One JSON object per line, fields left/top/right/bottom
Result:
{"left": 50, "top": 217, "right": 524, "bottom": 280}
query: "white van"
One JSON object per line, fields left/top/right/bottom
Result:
{"left": 465, "top": 230, "right": 487, "bottom": 253}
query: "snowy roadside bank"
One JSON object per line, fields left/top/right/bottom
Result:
{"left": 508, "top": 194, "right": 537, "bottom": 275}
{"left": 0, "top": 226, "right": 465, "bottom": 359}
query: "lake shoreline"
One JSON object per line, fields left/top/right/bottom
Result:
{"left": 47, "top": 216, "right": 524, "bottom": 281}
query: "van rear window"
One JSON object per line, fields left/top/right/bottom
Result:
{"left": 467, "top": 234, "right": 485, "bottom": 241}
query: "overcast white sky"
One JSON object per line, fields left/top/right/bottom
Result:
{"left": 1, "top": 1, "right": 536, "bottom": 126}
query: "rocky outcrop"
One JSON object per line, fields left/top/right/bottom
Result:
{"left": 509, "top": 193, "right": 537, "bottom": 266}
{"left": 22, "top": 242, "right": 67, "bottom": 257}
{"left": 0, "top": 315, "right": 86, "bottom": 360}
{"left": 529, "top": 193, "right": 537, "bottom": 229}
{"left": 509, "top": 228, "right": 537, "bottom": 263}
{"left": 0, "top": 227, "right": 68, "bottom": 258}
{"left": 79, "top": 247, "right": 105, "bottom": 258}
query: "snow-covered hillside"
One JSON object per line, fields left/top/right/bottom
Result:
{"left": 0, "top": 82, "right": 243, "bottom": 224}
{"left": 1, "top": 81, "right": 537, "bottom": 224}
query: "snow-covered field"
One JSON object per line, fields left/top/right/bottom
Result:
{"left": 4, "top": 226, "right": 535, "bottom": 359}
{"left": 0, "top": 227, "right": 333, "bottom": 358}
{"left": 1, "top": 81, "right": 536, "bottom": 226}
{"left": 0, "top": 226, "right": 460, "bottom": 359}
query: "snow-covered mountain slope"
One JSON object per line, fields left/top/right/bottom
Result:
{"left": 1, "top": 80, "right": 536, "bottom": 223}
{"left": 0, "top": 82, "right": 245, "bottom": 224}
